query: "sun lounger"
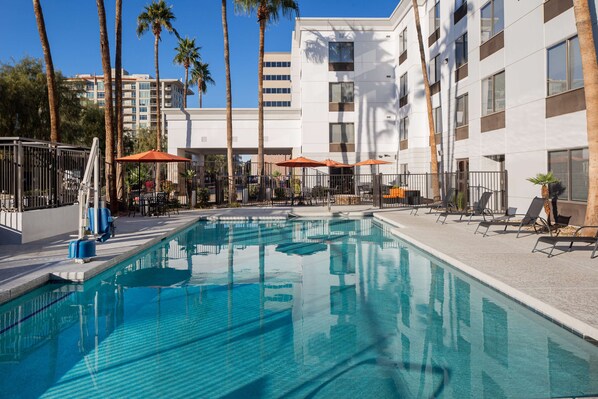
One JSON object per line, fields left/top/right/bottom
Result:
{"left": 436, "top": 191, "right": 493, "bottom": 224}
{"left": 532, "top": 225, "right": 598, "bottom": 258}
{"left": 474, "top": 197, "right": 545, "bottom": 238}
{"left": 411, "top": 188, "right": 456, "bottom": 216}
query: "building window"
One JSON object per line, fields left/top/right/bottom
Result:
{"left": 139, "top": 99, "right": 149, "bottom": 106}
{"left": 139, "top": 82, "right": 150, "bottom": 90}
{"left": 330, "top": 123, "right": 355, "bottom": 145}
{"left": 399, "top": 27, "right": 408, "bottom": 55}
{"left": 97, "top": 82, "right": 104, "bottom": 90}
{"left": 400, "top": 73, "right": 408, "bottom": 99}
{"left": 399, "top": 116, "right": 409, "bottom": 141}
{"left": 481, "top": 0, "right": 504, "bottom": 43}
{"left": 329, "top": 82, "right": 354, "bottom": 103}
{"left": 329, "top": 42, "right": 354, "bottom": 63}
{"left": 132, "top": 115, "right": 137, "bottom": 122}
{"left": 547, "top": 36, "right": 583, "bottom": 96}
{"left": 86, "top": 92, "right": 94, "bottom": 99}
{"left": 456, "top": 93, "right": 469, "bottom": 127}
{"left": 86, "top": 82, "right": 94, "bottom": 91}
{"left": 97, "top": 92, "right": 105, "bottom": 99}
{"left": 98, "top": 100, "right": 105, "bottom": 106}
{"left": 264, "top": 101, "right": 291, "bottom": 107}
{"left": 264, "top": 61, "right": 291, "bottom": 67}
{"left": 139, "top": 90, "right": 150, "bottom": 99}
{"left": 434, "top": 106, "right": 443, "bottom": 133}
{"left": 429, "top": 54, "right": 441, "bottom": 84}
{"left": 140, "top": 106, "right": 147, "bottom": 113}
{"left": 455, "top": 0, "right": 466, "bottom": 8}
{"left": 456, "top": 32, "right": 468, "bottom": 68}
{"left": 130, "top": 84, "right": 136, "bottom": 90}
{"left": 264, "top": 75, "right": 291, "bottom": 81}
{"left": 548, "top": 148, "right": 589, "bottom": 202}
{"left": 139, "top": 115, "right": 147, "bottom": 120}
{"left": 482, "top": 70, "right": 505, "bottom": 116}
{"left": 263, "top": 88, "right": 291, "bottom": 94}
{"left": 429, "top": 1, "right": 440, "bottom": 32}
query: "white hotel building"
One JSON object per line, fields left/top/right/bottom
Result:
{"left": 165, "top": 0, "right": 594, "bottom": 221}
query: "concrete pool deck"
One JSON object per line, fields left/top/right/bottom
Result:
{"left": 1, "top": 204, "right": 598, "bottom": 344}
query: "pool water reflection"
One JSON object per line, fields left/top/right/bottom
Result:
{"left": 0, "top": 218, "right": 597, "bottom": 398}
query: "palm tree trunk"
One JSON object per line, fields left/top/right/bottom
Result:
{"left": 412, "top": 0, "right": 440, "bottom": 201}
{"left": 257, "top": 15, "right": 266, "bottom": 200}
{"left": 183, "top": 64, "right": 189, "bottom": 108}
{"left": 199, "top": 77, "right": 203, "bottom": 108}
{"left": 96, "top": 0, "right": 117, "bottom": 213}
{"left": 573, "top": 0, "right": 598, "bottom": 229}
{"left": 115, "top": 0, "right": 124, "bottom": 203}
{"left": 154, "top": 33, "right": 162, "bottom": 187}
{"left": 222, "top": 0, "right": 235, "bottom": 204}
{"left": 32, "top": 0, "right": 60, "bottom": 143}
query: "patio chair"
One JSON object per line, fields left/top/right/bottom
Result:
{"left": 474, "top": 197, "right": 545, "bottom": 238}
{"left": 436, "top": 191, "right": 493, "bottom": 224}
{"left": 358, "top": 185, "right": 373, "bottom": 202}
{"left": 532, "top": 225, "right": 598, "bottom": 258}
{"left": 411, "top": 188, "right": 456, "bottom": 216}
{"left": 155, "top": 192, "right": 170, "bottom": 217}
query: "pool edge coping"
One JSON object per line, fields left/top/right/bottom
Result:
{"left": 0, "top": 216, "right": 205, "bottom": 306}
{"left": 373, "top": 212, "right": 598, "bottom": 346}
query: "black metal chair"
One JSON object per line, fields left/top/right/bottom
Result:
{"left": 533, "top": 224, "right": 598, "bottom": 258}
{"left": 475, "top": 197, "right": 545, "bottom": 237}
{"left": 411, "top": 188, "right": 456, "bottom": 216}
{"left": 436, "top": 191, "right": 493, "bottom": 224}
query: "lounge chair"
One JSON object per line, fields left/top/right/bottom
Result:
{"left": 532, "top": 225, "right": 598, "bottom": 258}
{"left": 474, "top": 197, "right": 545, "bottom": 238}
{"left": 411, "top": 188, "right": 456, "bottom": 216}
{"left": 436, "top": 191, "right": 493, "bottom": 224}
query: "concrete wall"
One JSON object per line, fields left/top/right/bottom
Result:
{"left": 0, "top": 205, "right": 78, "bottom": 245}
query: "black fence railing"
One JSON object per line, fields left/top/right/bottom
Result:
{"left": 0, "top": 138, "right": 89, "bottom": 212}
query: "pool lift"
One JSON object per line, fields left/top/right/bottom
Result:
{"left": 68, "top": 137, "right": 115, "bottom": 263}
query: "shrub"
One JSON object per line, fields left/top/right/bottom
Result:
{"left": 197, "top": 188, "right": 210, "bottom": 207}
{"left": 248, "top": 184, "right": 259, "bottom": 200}
{"left": 274, "top": 187, "right": 287, "bottom": 200}
{"left": 456, "top": 191, "right": 467, "bottom": 210}
{"left": 311, "top": 185, "right": 327, "bottom": 199}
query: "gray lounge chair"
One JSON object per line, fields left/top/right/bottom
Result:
{"left": 532, "top": 225, "right": 598, "bottom": 258}
{"left": 411, "top": 188, "right": 456, "bottom": 216}
{"left": 475, "top": 197, "right": 545, "bottom": 238}
{"left": 436, "top": 191, "right": 493, "bottom": 224}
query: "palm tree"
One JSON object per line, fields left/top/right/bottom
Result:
{"left": 32, "top": 0, "right": 60, "bottom": 143}
{"left": 136, "top": 0, "right": 177, "bottom": 153}
{"left": 190, "top": 62, "right": 215, "bottom": 108}
{"left": 572, "top": 0, "right": 598, "bottom": 229}
{"left": 115, "top": 0, "right": 124, "bottom": 202}
{"left": 96, "top": 0, "right": 117, "bottom": 213}
{"left": 221, "top": 0, "right": 235, "bottom": 204}
{"left": 527, "top": 172, "right": 560, "bottom": 224}
{"left": 173, "top": 37, "right": 201, "bottom": 108}
{"left": 235, "top": 0, "right": 299, "bottom": 200}
{"left": 411, "top": 0, "right": 440, "bottom": 201}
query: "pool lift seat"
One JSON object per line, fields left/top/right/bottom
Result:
{"left": 68, "top": 137, "right": 115, "bottom": 263}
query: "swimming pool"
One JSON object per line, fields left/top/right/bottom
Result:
{"left": 1, "top": 218, "right": 597, "bottom": 398}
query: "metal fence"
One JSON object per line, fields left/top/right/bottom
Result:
{"left": 0, "top": 138, "right": 89, "bottom": 212}
{"left": 374, "top": 171, "right": 508, "bottom": 212}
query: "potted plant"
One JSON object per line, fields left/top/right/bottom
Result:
{"left": 527, "top": 172, "right": 559, "bottom": 225}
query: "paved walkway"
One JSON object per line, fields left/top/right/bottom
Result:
{"left": 1, "top": 204, "right": 598, "bottom": 343}
{"left": 374, "top": 209, "right": 598, "bottom": 342}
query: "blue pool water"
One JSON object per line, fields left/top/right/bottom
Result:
{"left": 1, "top": 218, "right": 598, "bottom": 398}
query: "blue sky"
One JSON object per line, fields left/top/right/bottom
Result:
{"left": 0, "top": 0, "right": 399, "bottom": 108}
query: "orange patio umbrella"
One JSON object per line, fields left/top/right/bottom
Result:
{"left": 116, "top": 149, "right": 191, "bottom": 163}
{"left": 321, "top": 159, "right": 352, "bottom": 168}
{"left": 353, "top": 158, "right": 392, "bottom": 174}
{"left": 116, "top": 150, "right": 191, "bottom": 194}
{"left": 276, "top": 156, "right": 326, "bottom": 168}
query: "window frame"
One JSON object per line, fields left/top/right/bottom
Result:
{"left": 547, "top": 147, "right": 589, "bottom": 203}
{"left": 547, "top": 35, "right": 584, "bottom": 97}
{"left": 429, "top": 0, "right": 441, "bottom": 33}
{"left": 455, "top": 32, "right": 468, "bottom": 68}
{"left": 400, "top": 73, "right": 409, "bottom": 99}
{"left": 399, "top": 27, "right": 408, "bottom": 55}
{"left": 329, "top": 82, "right": 355, "bottom": 104}
{"left": 481, "top": 70, "right": 505, "bottom": 116}
{"left": 329, "top": 42, "right": 355, "bottom": 64}
{"left": 455, "top": 93, "right": 469, "bottom": 127}
{"left": 329, "top": 123, "right": 355, "bottom": 145}
{"left": 433, "top": 106, "right": 443, "bottom": 133}
{"left": 429, "top": 54, "right": 441, "bottom": 84}
{"left": 480, "top": 0, "right": 504, "bottom": 44}
{"left": 399, "top": 116, "right": 409, "bottom": 141}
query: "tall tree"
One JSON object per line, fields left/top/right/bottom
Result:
{"left": 173, "top": 36, "right": 201, "bottom": 108}
{"left": 222, "top": 0, "right": 235, "bottom": 203}
{"left": 32, "top": 0, "right": 60, "bottom": 143}
{"left": 136, "top": 0, "right": 176, "bottom": 153}
{"left": 572, "top": 0, "right": 598, "bottom": 229}
{"left": 115, "top": 0, "right": 124, "bottom": 201}
{"left": 411, "top": 0, "right": 440, "bottom": 201}
{"left": 235, "top": 0, "right": 299, "bottom": 197}
{"left": 190, "top": 62, "right": 215, "bottom": 108}
{"left": 96, "top": 0, "right": 117, "bottom": 213}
